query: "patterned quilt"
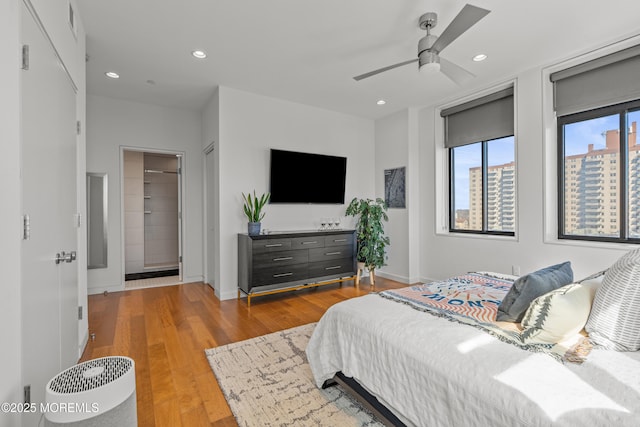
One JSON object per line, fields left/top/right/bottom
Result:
{"left": 379, "top": 273, "right": 590, "bottom": 363}
{"left": 378, "top": 273, "right": 512, "bottom": 323}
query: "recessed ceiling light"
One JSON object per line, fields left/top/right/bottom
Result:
{"left": 192, "top": 50, "right": 207, "bottom": 59}
{"left": 472, "top": 54, "right": 487, "bottom": 62}
{"left": 377, "top": 99, "right": 386, "bottom": 105}
{"left": 105, "top": 71, "right": 120, "bottom": 79}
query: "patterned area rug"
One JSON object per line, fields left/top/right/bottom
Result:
{"left": 205, "top": 323, "right": 383, "bottom": 427}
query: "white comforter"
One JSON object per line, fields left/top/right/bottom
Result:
{"left": 306, "top": 293, "right": 640, "bottom": 426}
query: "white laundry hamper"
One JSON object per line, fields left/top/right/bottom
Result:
{"left": 44, "top": 356, "right": 137, "bottom": 426}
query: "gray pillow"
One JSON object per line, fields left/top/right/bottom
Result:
{"left": 496, "top": 261, "right": 573, "bottom": 323}
{"left": 585, "top": 248, "right": 640, "bottom": 351}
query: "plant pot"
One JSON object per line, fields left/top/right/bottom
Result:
{"left": 248, "top": 222, "right": 261, "bottom": 236}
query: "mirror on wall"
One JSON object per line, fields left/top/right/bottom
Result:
{"left": 87, "top": 173, "right": 108, "bottom": 269}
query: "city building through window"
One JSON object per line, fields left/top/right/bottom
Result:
{"left": 558, "top": 106, "right": 640, "bottom": 243}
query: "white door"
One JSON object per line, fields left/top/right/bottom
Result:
{"left": 177, "top": 154, "right": 184, "bottom": 280}
{"left": 205, "top": 145, "right": 216, "bottom": 292}
{"left": 21, "top": 4, "right": 78, "bottom": 424}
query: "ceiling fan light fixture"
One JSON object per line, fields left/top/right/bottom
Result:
{"left": 420, "top": 62, "right": 440, "bottom": 73}
{"left": 419, "top": 50, "right": 440, "bottom": 73}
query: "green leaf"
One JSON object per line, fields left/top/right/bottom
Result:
{"left": 241, "top": 190, "right": 270, "bottom": 223}
{"left": 344, "top": 197, "right": 390, "bottom": 269}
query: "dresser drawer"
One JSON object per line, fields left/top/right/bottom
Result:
{"left": 290, "top": 236, "right": 324, "bottom": 250}
{"left": 251, "top": 264, "right": 308, "bottom": 286}
{"left": 324, "top": 234, "right": 353, "bottom": 247}
{"left": 308, "top": 258, "right": 355, "bottom": 278}
{"left": 253, "top": 250, "right": 308, "bottom": 268}
{"left": 252, "top": 238, "right": 291, "bottom": 253}
{"left": 309, "top": 245, "right": 354, "bottom": 262}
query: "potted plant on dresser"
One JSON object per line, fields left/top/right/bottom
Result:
{"left": 242, "top": 191, "right": 270, "bottom": 236}
{"left": 345, "top": 197, "right": 390, "bottom": 285}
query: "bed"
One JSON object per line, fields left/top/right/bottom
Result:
{"left": 305, "top": 271, "right": 640, "bottom": 426}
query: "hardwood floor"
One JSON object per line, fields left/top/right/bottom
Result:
{"left": 80, "top": 277, "right": 408, "bottom": 426}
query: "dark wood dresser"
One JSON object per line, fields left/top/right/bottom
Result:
{"left": 237, "top": 229, "right": 356, "bottom": 306}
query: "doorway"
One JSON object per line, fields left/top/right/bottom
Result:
{"left": 122, "top": 149, "right": 183, "bottom": 289}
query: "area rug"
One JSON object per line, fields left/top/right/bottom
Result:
{"left": 205, "top": 323, "right": 383, "bottom": 426}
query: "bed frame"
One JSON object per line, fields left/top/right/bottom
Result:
{"left": 322, "top": 372, "right": 406, "bottom": 427}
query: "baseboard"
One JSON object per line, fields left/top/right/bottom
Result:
{"left": 220, "top": 289, "right": 238, "bottom": 301}
{"left": 88, "top": 283, "right": 124, "bottom": 295}
{"left": 375, "top": 270, "right": 410, "bottom": 284}
{"left": 78, "top": 329, "right": 88, "bottom": 359}
{"left": 182, "top": 275, "right": 204, "bottom": 284}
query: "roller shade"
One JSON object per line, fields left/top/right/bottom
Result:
{"left": 551, "top": 44, "right": 640, "bottom": 117}
{"left": 441, "top": 87, "right": 514, "bottom": 148}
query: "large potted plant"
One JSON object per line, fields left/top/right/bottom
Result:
{"left": 345, "top": 197, "right": 390, "bottom": 285}
{"left": 242, "top": 191, "right": 270, "bottom": 235}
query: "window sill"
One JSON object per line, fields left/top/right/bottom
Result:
{"left": 435, "top": 229, "right": 518, "bottom": 242}
{"left": 543, "top": 236, "right": 639, "bottom": 252}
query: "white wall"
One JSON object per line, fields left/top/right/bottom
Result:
{"left": 207, "top": 86, "right": 375, "bottom": 300}
{"left": 86, "top": 95, "right": 204, "bottom": 293}
{"left": 374, "top": 109, "right": 421, "bottom": 284}
{"left": 375, "top": 111, "right": 409, "bottom": 281}
{"left": 0, "top": 1, "right": 23, "bottom": 424}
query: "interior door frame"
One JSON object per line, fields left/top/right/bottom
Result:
{"left": 119, "top": 146, "right": 185, "bottom": 285}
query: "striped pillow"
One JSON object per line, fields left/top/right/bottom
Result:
{"left": 585, "top": 249, "right": 640, "bottom": 351}
{"left": 521, "top": 279, "right": 600, "bottom": 345}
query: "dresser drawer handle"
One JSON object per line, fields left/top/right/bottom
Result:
{"left": 265, "top": 243, "right": 283, "bottom": 248}
{"left": 302, "top": 241, "right": 318, "bottom": 245}
{"left": 333, "top": 239, "right": 347, "bottom": 242}
{"left": 325, "top": 251, "right": 341, "bottom": 256}
{"left": 325, "top": 265, "right": 342, "bottom": 270}
{"left": 273, "top": 272, "right": 293, "bottom": 278}
{"left": 273, "top": 256, "right": 293, "bottom": 261}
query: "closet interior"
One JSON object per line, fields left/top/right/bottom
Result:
{"left": 123, "top": 150, "right": 181, "bottom": 282}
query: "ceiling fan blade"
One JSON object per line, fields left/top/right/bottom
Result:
{"left": 353, "top": 58, "right": 418, "bottom": 81}
{"left": 430, "top": 4, "right": 490, "bottom": 54}
{"left": 440, "top": 57, "right": 475, "bottom": 85}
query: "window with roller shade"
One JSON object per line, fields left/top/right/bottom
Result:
{"left": 552, "top": 45, "right": 640, "bottom": 243}
{"left": 442, "top": 87, "right": 515, "bottom": 235}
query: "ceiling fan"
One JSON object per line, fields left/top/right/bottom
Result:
{"left": 353, "top": 4, "right": 490, "bottom": 84}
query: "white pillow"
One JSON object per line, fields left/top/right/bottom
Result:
{"left": 586, "top": 248, "right": 640, "bottom": 351}
{"left": 521, "top": 279, "right": 600, "bottom": 345}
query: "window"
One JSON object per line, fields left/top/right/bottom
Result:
{"left": 557, "top": 102, "right": 640, "bottom": 243}
{"left": 552, "top": 44, "right": 640, "bottom": 243}
{"left": 442, "top": 87, "right": 515, "bottom": 235}
{"left": 450, "top": 137, "right": 515, "bottom": 234}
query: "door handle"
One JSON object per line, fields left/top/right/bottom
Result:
{"left": 55, "top": 251, "right": 77, "bottom": 264}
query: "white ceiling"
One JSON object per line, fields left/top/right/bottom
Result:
{"left": 78, "top": 0, "right": 640, "bottom": 119}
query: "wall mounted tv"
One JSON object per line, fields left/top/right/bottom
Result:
{"left": 269, "top": 149, "right": 347, "bottom": 204}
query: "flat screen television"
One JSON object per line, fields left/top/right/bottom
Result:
{"left": 269, "top": 149, "right": 347, "bottom": 204}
